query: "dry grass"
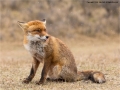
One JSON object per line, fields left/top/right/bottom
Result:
{"left": 0, "top": 38, "right": 120, "bottom": 90}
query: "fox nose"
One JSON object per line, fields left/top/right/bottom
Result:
{"left": 46, "top": 36, "right": 49, "bottom": 39}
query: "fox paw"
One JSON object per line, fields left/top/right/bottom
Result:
{"left": 22, "top": 78, "right": 30, "bottom": 84}
{"left": 36, "top": 81, "right": 44, "bottom": 85}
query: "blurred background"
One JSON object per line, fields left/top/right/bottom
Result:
{"left": 0, "top": 0, "right": 119, "bottom": 42}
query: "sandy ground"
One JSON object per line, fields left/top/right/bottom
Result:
{"left": 0, "top": 39, "right": 120, "bottom": 90}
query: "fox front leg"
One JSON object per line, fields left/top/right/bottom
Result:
{"left": 23, "top": 57, "right": 40, "bottom": 84}
{"left": 36, "top": 61, "right": 51, "bottom": 85}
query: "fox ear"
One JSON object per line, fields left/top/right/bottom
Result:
{"left": 17, "top": 21, "right": 28, "bottom": 30}
{"left": 41, "top": 19, "right": 46, "bottom": 25}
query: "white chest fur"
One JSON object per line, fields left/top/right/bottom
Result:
{"left": 24, "top": 41, "right": 45, "bottom": 61}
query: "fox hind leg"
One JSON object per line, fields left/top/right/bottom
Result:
{"left": 47, "top": 65, "right": 62, "bottom": 81}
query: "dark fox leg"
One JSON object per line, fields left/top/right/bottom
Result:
{"left": 23, "top": 57, "right": 40, "bottom": 84}
{"left": 76, "top": 71, "right": 106, "bottom": 83}
{"left": 36, "top": 60, "right": 51, "bottom": 85}
{"left": 47, "top": 77, "right": 65, "bottom": 82}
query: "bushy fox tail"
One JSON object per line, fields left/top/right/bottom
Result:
{"left": 76, "top": 70, "right": 106, "bottom": 83}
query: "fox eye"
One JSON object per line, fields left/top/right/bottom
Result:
{"left": 35, "top": 30, "right": 40, "bottom": 32}
{"left": 44, "top": 29, "right": 46, "bottom": 31}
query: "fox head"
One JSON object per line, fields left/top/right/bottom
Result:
{"left": 18, "top": 19, "right": 49, "bottom": 42}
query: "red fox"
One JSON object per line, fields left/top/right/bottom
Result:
{"left": 18, "top": 19, "right": 106, "bottom": 85}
